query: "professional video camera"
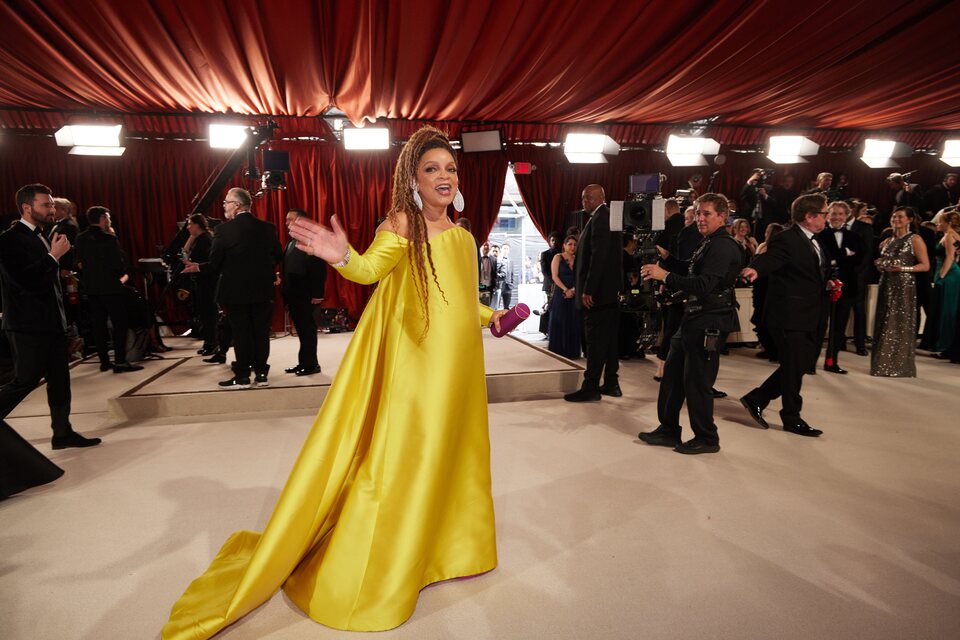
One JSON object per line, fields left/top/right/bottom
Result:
{"left": 617, "top": 174, "right": 669, "bottom": 348}
{"left": 752, "top": 167, "right": 775, "bottom": 189}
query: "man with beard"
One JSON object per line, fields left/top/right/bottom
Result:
{"left": 0, "top": 184, "right": 101, "bottom": 449}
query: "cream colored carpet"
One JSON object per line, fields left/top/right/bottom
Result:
{"left": 1, "top": 336, "right": 958, "bottom": 639}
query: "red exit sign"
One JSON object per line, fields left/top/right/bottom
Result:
{"left": 513, "top": 162, "right": 534, "bottom": 174}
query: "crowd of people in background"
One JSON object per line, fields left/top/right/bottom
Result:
{"left": 524, "top": 169, "right": 960, "bottom": 377}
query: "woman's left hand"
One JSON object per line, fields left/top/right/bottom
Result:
{"left": 490, "top": 309, "right": 509, "bottom": 333}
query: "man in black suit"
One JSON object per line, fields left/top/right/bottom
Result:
{"left": 740, "top": 193, "right": 831, "bottom": 437}
{"left": 498, "top": 243, "right": 516, "bottom": 308}
{"left": 281, "top": 208, "right": 326, "bottom": 376}
{"left": 184, "top": 187, "right": 282, "bottom": 389}
{"left": 75, "top": 206, "right": 143, "bottom": 373}
{"left": 50, "top": 198, "right": 79, "bottom": 271}
{"left": 845, "top": 204, "right": 875, "bottom": 355}
{"left": 803, "top": 172, "right": 841, "bottom": 202}
{"left": 479, "top": 241, "right": 497, "bottom": 306}
{"left": 769, "top": 174, "right": 799, "bottom": 225}
{"left": 565, "top": 184, "right": 622, "bottom": 402}
{"left": 0, "top": 184, "right": 100, "bottom": 449}
{"left": 817, "top": 201, "right": 865, "bottom": 373}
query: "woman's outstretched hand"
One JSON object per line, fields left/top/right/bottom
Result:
{"left": 289, "top": 214, "right": 349, "bottom": 264}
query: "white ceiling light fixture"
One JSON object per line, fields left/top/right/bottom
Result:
{"left": 343, "top": 127, "right": 390, "bottom": 150}
{"left": 55, "top": 124, "right": 122, "bottom": 147}
{"left": 69, "top": 146, "right": 125, "bottom": 156}
{"left": 767, "top": 136, "right": 819, "bottom": 164}
{"left": 665, "top": 134, "right": 720, "bottom": 166}
{"left": 861, "top": 138, "right": 913, "bottom": 169}
{"left": 55, "top": 124, "right": 125, "bottom": 156}
{"left": 940, "top": 140, "right": 960, "bottom": 167}
{"left": 563, "top": 133, "right": 619, "bottom": 164}
{"left": 209, "top": 124, "right": 249, "bottom": 149}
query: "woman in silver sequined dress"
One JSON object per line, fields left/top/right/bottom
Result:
{"left": 870, "top": 207, "right": 930, "bottom": 377}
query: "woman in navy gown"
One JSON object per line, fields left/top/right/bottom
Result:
{"left": 548, "top": 235, "right": 582, "bottom": 358}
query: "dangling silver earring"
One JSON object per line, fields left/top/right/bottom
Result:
{"left": 453, "top": 189, "right": 465, "bottom": 212}
{"left": 411, "top": 181, "right": 423, "bottom": 210}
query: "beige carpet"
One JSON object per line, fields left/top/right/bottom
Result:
{"left": 1, "top": 336, "right": 959, "bottom": 639}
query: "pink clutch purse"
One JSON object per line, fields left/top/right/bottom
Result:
{"left": 490, "top": 303, "right": 530, "bottom": 337}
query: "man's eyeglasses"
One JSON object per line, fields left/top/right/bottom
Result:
{"left": 223, "top": 200, "right": 239, "bottom": 205}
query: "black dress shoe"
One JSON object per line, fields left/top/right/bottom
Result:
{"left": 739, "top": 395, "right": 769, "bottom": 429}
{"left": 218, "top": 376, "right": 251, "bottom": 390}
{"left": 824, "top": 364, "right": 847, "bottom": 374}
{"left": 712, "top": 388, "right": 727, "bottom": 398}
{"left": 599, "top": 383, "right": 622, "bottom": 397}
{"left": 653, "top": 375, "right": 663, "bottom": 382}
{"left": 203, "top": 354, "right": 227, "bottom": 364}
{"left": 295, "top": 365, "right": 322, "bottom": 376}
{"left": 99, "top": 362, "right": 112, "bottom": 372}
{"left": 253, "top": 372, "right": 269, "bottom": 387}
{"left": 563, "top": 388, "right": 601, "bottom": 402}
{"left": 197, "top": 347, "right": 216, "bottom": 356}
{"left": 113, "top": 362, "right": 144, "bottom": 373}
{"left": 284, "top": 365, "right": 303, "bottom": 374}
{"left": 674, "top": 438, "right": 720, "bottom": 454}
{"left": 855, "top": 348, "right": 868, "bottom": 356}
{"left": 639, "top": 426, "right": 681, "bottom": 448}
{"left": 783, "top": 420, "right": 823, "bottom": 437}
{"left": 51, "top": 431, "right": 102, "bottom": 449}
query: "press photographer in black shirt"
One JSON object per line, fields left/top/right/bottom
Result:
{"left": 637, "top": 194, "right": 743, "bottom": 454}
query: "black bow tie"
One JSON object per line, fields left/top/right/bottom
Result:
{"left": 34, "top": 226, "right": 44, "bottom": 235}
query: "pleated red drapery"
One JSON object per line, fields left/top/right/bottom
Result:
{"left": 0, "top": 134, "right": 509, "bottom": 321}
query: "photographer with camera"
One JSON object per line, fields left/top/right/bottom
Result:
{"left": 637, "top": 194, "right": 743, "bottom": 454}
{"left": 741, "top": 168, "right": 776, "bottom": 238}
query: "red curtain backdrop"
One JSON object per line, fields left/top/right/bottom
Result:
{"left": 0, "top": 133, "right": 510, "bottom": 321}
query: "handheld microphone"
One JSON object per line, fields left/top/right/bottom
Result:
{"left": 490, "top": 304, "right": 530, "bottom": 337}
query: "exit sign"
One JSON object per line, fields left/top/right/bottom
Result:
{"left": 513, "top": 162, "right": 534, "bottom": 174}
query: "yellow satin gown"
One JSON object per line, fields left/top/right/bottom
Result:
{"left": 163, "top": 226, "right": 497, "bottom": 638}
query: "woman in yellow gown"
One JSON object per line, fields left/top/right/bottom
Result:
{"left": 163, "top": 127, "right": 507, "bottom": 638}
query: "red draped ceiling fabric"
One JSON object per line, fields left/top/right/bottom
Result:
{"left": 1, "top": 0, "right": 959, "bottom": 130}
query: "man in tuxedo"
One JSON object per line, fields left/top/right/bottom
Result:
{"left": 0, "top": 184, "right": 100, "bottom": 449}
{"left": 817, "top": 201, "right": 865, "bottom": 373}
{"left": 498, "top": 243, "right": 516, "bottom": 309}
{"left": 845, "top": 203, "right": 875, "bottom": 355}
{"left": 75, "top": 206, "right": 143, "bottom": 373}
{"left": 184, "top": 187, "right": 282, "bottom": 389}
{"left": 740, "top": 193, "right": 831, "bottom": 437}
{"left": 281, "top": 209, "right": 326, "bottom": 377}
{"left": 565, "top": 184, "right": 622, "bottom": 402}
